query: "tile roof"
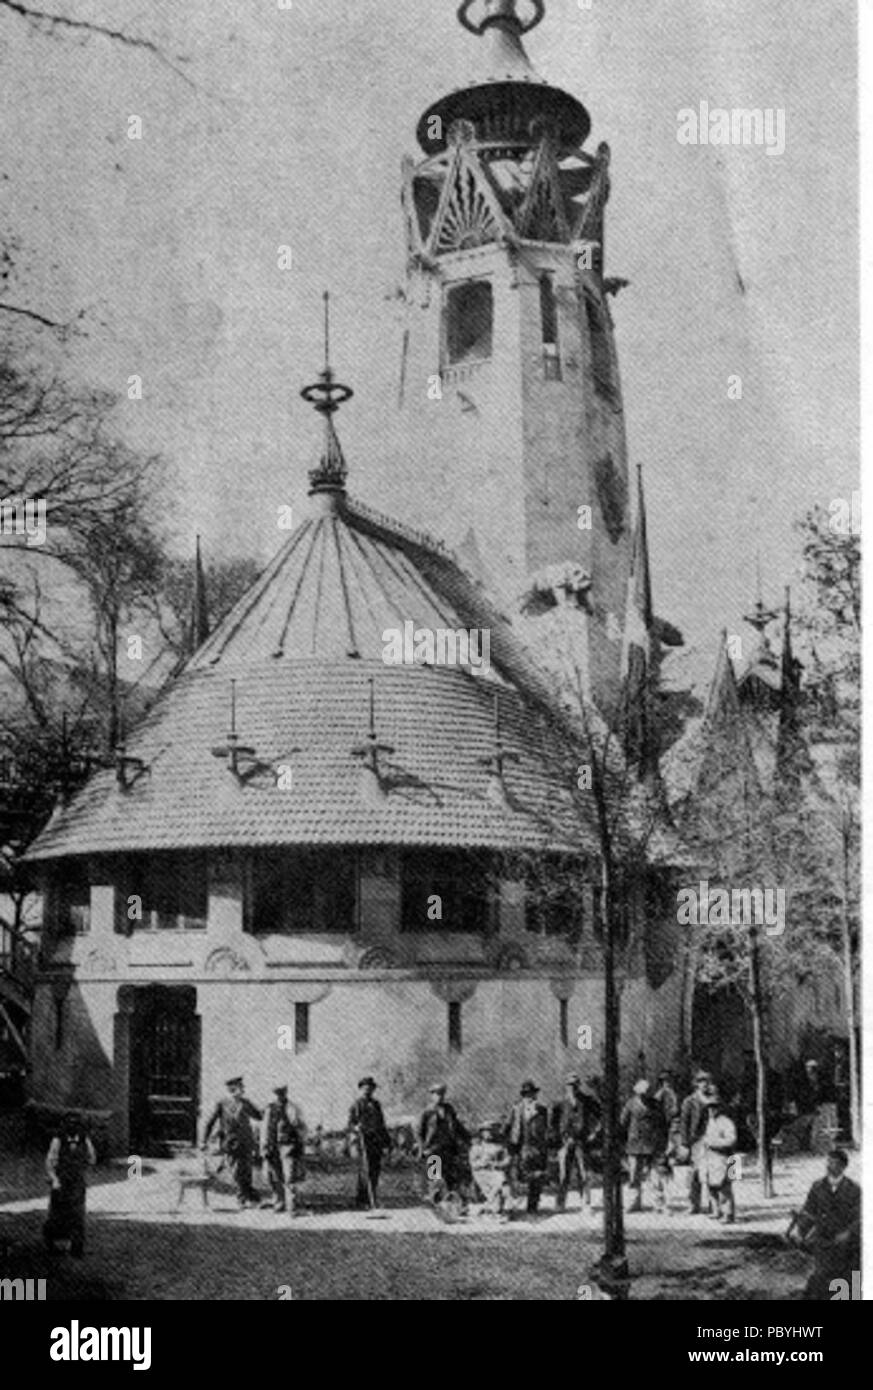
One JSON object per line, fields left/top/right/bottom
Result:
{"left": 27, "top": 661, "right": 596, "bottom": 859}
{"left": 26, "top": 495, "right": 598, "bottom": 861}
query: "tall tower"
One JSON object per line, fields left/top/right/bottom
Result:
{"left": 396, "top": 0, "right": 632, "bottom": 709}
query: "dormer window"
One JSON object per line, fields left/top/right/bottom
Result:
{"left": 442, "top": 279, "right": 493, "bottom": 368}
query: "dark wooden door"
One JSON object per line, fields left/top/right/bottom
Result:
{"left": 130, "top": 986, "right": 199, "bottom": 1154}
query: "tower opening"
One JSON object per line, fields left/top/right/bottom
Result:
{"left": 583, "top": 289, "right": 614, "bottom": 399}
{"left": 443, "top": 279, "right": 493, "bottom": 367}
{"left": 539, "top": 273, "right": 561, "bottom": 379}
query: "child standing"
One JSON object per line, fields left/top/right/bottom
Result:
{"left": 703, "top": 1092, "right": 738, "bottom": 1224}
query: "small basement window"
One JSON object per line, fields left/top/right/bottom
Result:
{"left": 294, "top": 1001, "right": 310, "bottom": 1054}
{"left": 448, "top": 1001, "right": 463, "bottom": 1054}
{"left": 443, "top": 279, "right": 493, "bottom": 367}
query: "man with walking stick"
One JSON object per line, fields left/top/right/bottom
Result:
{"left": 347, "top": 1076, "right": 391, "bottom": 1209}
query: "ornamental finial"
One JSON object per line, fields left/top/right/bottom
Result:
{"left": 458, "top": 0, "right": 545, "bottom": 37}
{"left": 301, "top": 291, "right": 353, "bottom": 496}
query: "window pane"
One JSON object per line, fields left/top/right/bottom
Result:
{"left": 445, "top": 280, "right": 493, "bottom": 365}
{"left": 539, "top": 274, "right": 558, "bottom": 345}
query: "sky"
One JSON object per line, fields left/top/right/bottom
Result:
{"left": 0, "top": 0, "right": 859, "bottom": 662}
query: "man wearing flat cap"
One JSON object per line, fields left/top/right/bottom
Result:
{"left": 795, "top": 1149, "right": 861, "bottom": 1299}
{"left": 262, "top": 1085, "right": 305, "bottom": 1216}
{"left": 554, "top": 1073, "right": 600, "bottom": 1213}
{"left": 202, "top": 1076, "right": 262, "bottom": 1208}
{"left": 418, "top": 1083, "right": 469, "bottom": 1203}
{"left": 347, "top": 1077, "right": 391, "bottom": 1208}
{"left": 507, "top": 1080, "right": 550, "bottom": 1214}
{"left": 679, "top": 1070, "right": 716, "bottom": 1214}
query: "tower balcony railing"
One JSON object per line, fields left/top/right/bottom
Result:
{"left": 439, "top": 357, "right": 489, "bottom": 388}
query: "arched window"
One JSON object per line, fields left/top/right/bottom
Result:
{"left": 443, "top": 279, "right": 493, "bottom": 366}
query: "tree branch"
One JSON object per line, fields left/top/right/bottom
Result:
{"left": 0, "top": 0, "right": 197, "bottom": 90}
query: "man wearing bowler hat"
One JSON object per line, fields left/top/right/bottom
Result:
{"left": 347, "top": 1077, "right": 391, "bottom": 1208}
{"left": 202, "top": 1076, "right": 262, "bottom": 1208}
{"left": 507, "top": 1080, "right": 550, "bottom": 1215}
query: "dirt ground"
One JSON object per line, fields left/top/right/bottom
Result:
{"left": 0, "top": 1148, "right": 849, "bottom": 1301}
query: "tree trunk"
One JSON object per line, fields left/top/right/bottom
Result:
{"left": 679, "top": 918, "right": 699, "bottom": 1074}
{"left": 748, "top": 922, "right": 772, "bottom": 1197}
{"left": 600, "top": 855, "right": 628, "bottom": 1293}
{"left": 840, "top": 820, "right": 860, "bottom": 1147}
{"left": 107, "top": 608, "right": 119, "bottom": 750}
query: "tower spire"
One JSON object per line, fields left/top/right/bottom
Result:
{"left": 301, "top": 291, "right": 354, "bottom": 503}
{"left": 743, "top": 550, "right": 778, "bottom": 636}
{"left": 189, "top": 533, "right": 210, "bottom": 653}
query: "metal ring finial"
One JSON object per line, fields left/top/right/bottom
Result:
{"left": 457, "top": 0, "right": 545, "bottom": 37}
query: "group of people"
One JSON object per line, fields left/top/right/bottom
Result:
{"left": 620, "top": 1069, "right": 739, "bottom": 1222}
{"left": 37, "top": 1068, "right": 859, "bottom": 1301}
{"left": 200, "top": 1072, "right": 601, "bottom": 1219}
{"left": 202, "top": 1077, "right": 305, "bottom": 1214}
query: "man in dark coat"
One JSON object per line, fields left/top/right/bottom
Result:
{"left": 262, "top": 1084, "right": 305, "bottom": 1215}
{"left": 44, "top": 1113, "right": 97, "bottom": 1257}
{"left": 553, "top": 1073, "right": 600, "bottom": 1212}
{"left": 347, "top": 1076, "right": 391, "bottom": 1208}
{"left": 679, "top": 1070, "right": 715, "bottom": 1214}
{"left": 202, "top": 1076, "right": 262, "bottom": 1208}
{"left": 797, "top": 1149, "right": 861, "bottom": 1300}
{"left": 507, "top": 1080, "right": 550, "bottom": 1215}
{"left": 418, "top": 1083, "right": 469, "bottom": 1200}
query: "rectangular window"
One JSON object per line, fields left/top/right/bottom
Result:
{"left": 448, "top": 1001, "right": 462, "bottom": 1054}
{"left": 525, "top": 856, "right": 586, "bottom": 937}
{"left": 539, "top": 274, "right": 562, "bottom": 380}
{"left": 559, "top": 997, "right": 569, "bottom": 1048}
{"left": 442, "top": 279, "right": 493, "bottom": 367}
{"left": 247, "top": 850, "right": 358, "bottom": 934}
{"left": 401, "top": 849, "right": 493, "bottom": 933}
{"left": 57, "top": 862, "right": 91, "bottom": 936}
{"left": 294, "top": 1002, "right": 310, "bottom": 1055}
{"left": 119, "top": 853, "right": 208, "bottom": 932}
{"left": 584, "top": 290, "right": 614, "bottom": 399}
